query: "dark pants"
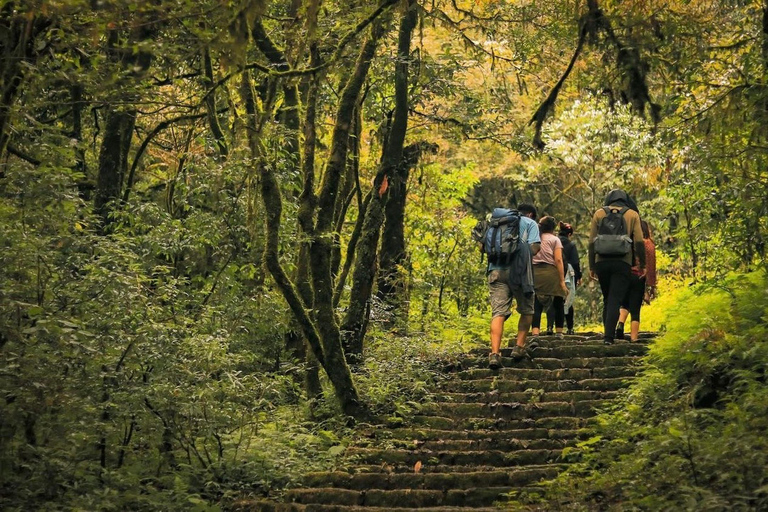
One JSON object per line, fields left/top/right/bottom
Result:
{"left": 546, "top": 303, "right": 573, "bottom": 330}
{"left": 533, "top": 296, "right": 564, "bottom": 330}
{"left": 621, "top": 274, "right": 646, "bottom": 321}
{"left": 595, "top": 260, "right": 632, "bottom": 341}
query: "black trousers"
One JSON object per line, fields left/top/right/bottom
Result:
{"left": 621, "top": 274, "right": 646, "bottom": 321}
{"left": 595, "top": 260, "right": 632, "bottom": 341}
{"left": 534, "top": 296, "right": 564, "bottom": 330}
{"left": 546, "top": 304, "right": 574, "bottom": 330}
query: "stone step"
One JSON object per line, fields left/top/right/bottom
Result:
{"left": 248, "top": 501, "right": 517, "bottom": 511}
{"left": 302, "top": 467, "right": 558, "bottom": 490}
{"left": 418, "top": 400, "right": 607, "bottom": 420}
{"left": 465, "top": 343, "right": 648, "bottom": 359}
{"left": 344, "top": 447, "right": 568, "bottom": 468}
{"left": 282, "top": 486, "right": 545, "bottom": 508}
{"left": 374, "top": 427, "right": 584, "bottom": 442}
{"left": 346, "top": 463, "right": 568, "bottom": 475}
{"left": 455, "top": 365, "right": 639, "bottom": 381}
{"left": 433, "top": 389, "right": 619, "bottom": 403}
{"left": 456, "top": 356, "right": 642, "bottom": 371}
{"left": 397, "top": 437, "right": 576, "bottom": 452}
{"left": 438, "top": 377, "right": 633, "bottom": 393}
{"left": 409, "top": 414, "right": 591, "bottom": 431}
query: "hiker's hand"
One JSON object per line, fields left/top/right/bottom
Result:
{"left": 638, "top": 267, "right": 647, "bottom": 279}
{"left": 589, "top": 270, "right": 597, "bottom": 281}
{"left": 577, "top": 278, "right": 583, "bottom": 287}
{"left": 560, "top": 280, "right": 568, "bottom": 294}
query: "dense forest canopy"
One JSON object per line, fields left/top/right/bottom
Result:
{"left": 2, "top": 0, "right": 767, "bottom": 510}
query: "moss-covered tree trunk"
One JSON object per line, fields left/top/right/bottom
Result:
{"left": 0, "top": 7, "right": 49, "bottom": 164}
{"left": 341, "top": 0, "right": 417, "bottom": 358}
{"left": 377, "top": 142, "right": 437, "bottom": 330}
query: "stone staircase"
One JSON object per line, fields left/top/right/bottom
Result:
{"left": 243, "top": 332, "right": 653, "bottom": 512}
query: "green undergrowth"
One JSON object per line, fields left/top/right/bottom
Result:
{"left": 512, "top": 270, "right": 768, "bottom": 511}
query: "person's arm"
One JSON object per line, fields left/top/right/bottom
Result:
{"left": 632, "top": 214, "right": 646, "bottom": 272}
{"left": 526, "top": 220, "right": 541, "bottom": 257}
{"left": 588, "top": 212, "right": 598, "bottom": 279}
{"left": 570, "top": 245, "right": 582, "bottom": 284}
{"left": 554, "top": 246, "right": 567, "bottom": 293}
{"left": 646, "top": 240, "right": 657, "bottom": 288}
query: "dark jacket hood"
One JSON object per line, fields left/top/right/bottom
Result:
{"left": 603, "top": 189, "right": 638, "bottom": 212}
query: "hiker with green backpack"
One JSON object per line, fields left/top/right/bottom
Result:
{"left": 472, "top": 203, "right": 541, "bottom": 369}
{"left": 588, "top": 190, "right": 645, "bottom": 345}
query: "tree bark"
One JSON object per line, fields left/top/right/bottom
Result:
{"left": 0, "top": 6, "right": 50, "bottom": 163}
{"left": 376, "top": 142, "right": 436, "bottom": 330}
{"left": 341, "top": 0, "right": 417, "bottom": 358}
{"left": 94, "top": 109, "right": 136, "bottom": 227}
{"left": 310, "top": 23, "right": 383, "bottom": 368}
{"left": 202, "top": 47, "right": 228, "bottom": 158}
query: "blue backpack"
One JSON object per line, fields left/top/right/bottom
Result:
{"left": 472, "top": 208, "right": 521, "bottom": 264}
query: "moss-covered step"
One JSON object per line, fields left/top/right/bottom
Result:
{"left": 343, "top": 447, "right": 566, "bottom": 467}
{"left": 438, "top": 376, "right": 634, "bottom": 393}
{"left": 301, "top": 466, "right": 558, "bottom": 490}
{"left": 456, "top": 366, "right": 639, "bottom": 380}
{"left": 408, "top": 414, "right": 591, "bottom": 431}
{"left": 432, "top": 389, "right": 620, "bottom": 403}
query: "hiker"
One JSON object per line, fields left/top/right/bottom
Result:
{"left": 588, "top": 189, "right": 645, "bottom": 345}
{"left": 616, "top": 220, "right": 657, "bottom": 342}
{"left": 473, "top": 203, "right": 541, "bottom": 369}
{"left": 545, "top": 221, "right": 582, "bottom": 335}
{"left": 531, "top": 216, "right": 568, "bottom": 339}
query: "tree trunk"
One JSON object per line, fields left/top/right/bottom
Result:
{"left": 0, "top": 7, "right": 50, "bottom": 163}
{"left": 311, "top": 24, "right": 383, "bottom": 368}
{"left": 202, "top": 47, "right": 228, "bottom": 158}
{"left": 377, "top": 142, "right": 436, "bottom": 329}
{"left": 241, "top": 67, "right": 365, "bottom": 418}
{"left": 341, "top": 0, "right": 417, "bottom": 358}
{"left": 94, "top": 109, "right": 136, "bottom": 227}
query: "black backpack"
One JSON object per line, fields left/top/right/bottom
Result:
{"left": 594, "top": 206, "right": 632, "bottom": 256}
{"left": 472, "top": 208, "right": 521, "bottom": 264}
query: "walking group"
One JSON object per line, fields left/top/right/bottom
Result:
{"left": 472, "top": 189, "right": 657, "bottom": 370}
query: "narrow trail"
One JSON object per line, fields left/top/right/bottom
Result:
{"left": 245, "top": 332, "right": 654, "bottom": 511}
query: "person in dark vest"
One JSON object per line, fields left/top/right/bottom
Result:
{"left": 588, "top": 190, "right": 645, "bottom": 344}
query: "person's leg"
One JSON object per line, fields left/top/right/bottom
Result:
{"left": 545, "top": 304, "right": 554, "bottom": 334}
{"left": 603, "top": 262, "right": 631, "bottom": 342}
{"left": 595, "top": 262, "right": 613, "bottom": 335}
{"left": 565, "top": 306, "right": 574, "bottom": 333}
{"left": 553, "top": 296, "right": 565, "bottom": 332}
{"left": 531, "top": 296, "right": 544, "bottom": 335}
{"left": 627, "top": 277, "right": 646, "bottom": 341}
{"left": 516, "top": 314, "right": 532, "bottom": 348}
{"left": 512, "top": 288, "right": 535, "bottom": 359}
{"left": 488, "top": 270, "right": 512, "bottom": 355}
{"left": 490, "top": 315, "right": 505, "bottom": 354}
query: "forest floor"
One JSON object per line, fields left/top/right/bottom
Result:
{"left": 239, "top": 331, "right": 653, "bottom": 511}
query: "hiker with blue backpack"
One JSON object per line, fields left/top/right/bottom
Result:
{"left": 588, "top": 189, "right": 646, "bottom": 345}
{"left": 472, "top": 203, "right": 541, "bottom": 369}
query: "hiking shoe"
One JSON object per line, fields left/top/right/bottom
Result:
{"left": 566, "top": 329, "right": 575, "bottom": 335}
{"left": 545, "top": 328, "right": 554, "bottom": 336}
{"left": 615, "top": 323, "right": 625, "bottom": 340}
{"left": 603, "top": 337, "right": 614, "bottom": 345}
{"left": 555, "top": 332, "right": 564, "bottom": 340}
{"left": 488, "top": 352, "right": 503, "bottom": 370}
{"left": 510, "top": 345, "right": 526, "bottom": 361}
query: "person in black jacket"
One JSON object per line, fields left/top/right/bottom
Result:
{"left": 546, "top": 222, "right": 582, "bottom": 335}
